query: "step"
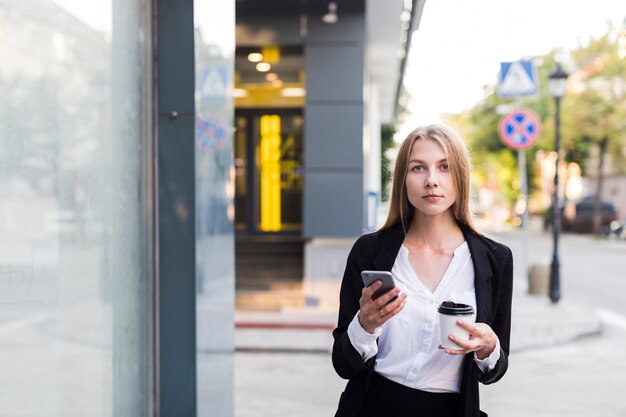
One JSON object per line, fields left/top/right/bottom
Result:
{"left": 236, "top": 288, "right": 305, "bottom": 311}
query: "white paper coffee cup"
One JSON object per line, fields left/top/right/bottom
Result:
{"left": 438, "top": 301, "right": 476, "bottom": 350}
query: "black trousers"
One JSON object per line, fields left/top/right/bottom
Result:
{"left": 356, "top": 372, "right": 460, "bottom": 417}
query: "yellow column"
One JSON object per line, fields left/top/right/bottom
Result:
{"left": 259, "top": 115, "right": 281, "bottom": 231}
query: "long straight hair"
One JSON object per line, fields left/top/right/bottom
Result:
{"left": 381, "top": 124, "right": 480, "bottom": 235}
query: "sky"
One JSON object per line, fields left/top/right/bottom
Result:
{"left": 399, "top": 0, "right": 626, "bottom": 137}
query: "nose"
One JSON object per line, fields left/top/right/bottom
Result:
{"left": 425, "top": 172, "right": 438, "bottom": 188}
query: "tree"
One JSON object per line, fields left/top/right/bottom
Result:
{"left": 564, "top": 30, "right": 626, "bottom": 233}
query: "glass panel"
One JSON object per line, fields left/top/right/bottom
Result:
{"left": 254, "top": 112, "right": 303, "bottom": 233}
{"left": 194, "top": 0, "right": 235, "bottom": 416}
{"left": 280, "top": 114, "right": 303, "bottom": 230}
{"left": 234, "top": 115, "right": 248, "bottom": 230}
{"left": 0, "top": 0, "right": 152, "bottom": 416}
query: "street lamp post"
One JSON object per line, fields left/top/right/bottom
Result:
{"left": 548, "top": 64, "right": 569, "bottom": 304}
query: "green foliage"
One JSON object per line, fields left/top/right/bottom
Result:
{"left": 565, "top": 31, "right": 626, "bottom": 175}
{"left": 381, "top": 123, "right": 395, "bottom": 201}
{"left": 451, "top": 25, "right": 626, "bottom": 211}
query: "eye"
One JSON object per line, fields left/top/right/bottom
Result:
{"left": 411, "top": 164, "right": 425, "bottom": 172}
{"left": 440, "top": 163, "right": 449, "bottom": 171}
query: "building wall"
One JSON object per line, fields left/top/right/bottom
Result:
{"left": 303, "top": 9, "right": 366, "bottom": 238}
{"left": 237, "top": 4, "right": 369, "bottom": 239}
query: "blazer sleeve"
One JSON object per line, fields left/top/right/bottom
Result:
{"left": 331, "top": 234, "right": 376, "bottom": 380}
{"left": 479, "top": 244, "right": 514, "bottom": 385}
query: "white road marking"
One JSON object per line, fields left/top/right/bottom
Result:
{"left": 595, "top": 309, "right": 626, "bottom": 331}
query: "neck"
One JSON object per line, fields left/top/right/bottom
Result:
{"left": 405, "top": 211, "right": 463, "bottom": 250}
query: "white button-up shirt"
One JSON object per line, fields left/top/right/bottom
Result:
{"left": 347, "top": 242, "right": 500, "bottom": 393}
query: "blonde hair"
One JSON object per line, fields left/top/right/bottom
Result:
{"left": 381, "top": 124, "right": 480, "bottom": 234}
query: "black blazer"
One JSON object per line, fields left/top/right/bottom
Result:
{"left": 332, "top": 223, "right": 514, "bottom": 417}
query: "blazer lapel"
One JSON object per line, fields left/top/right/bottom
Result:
{"left": 372, "top": 223, "right": 405, "bottom": 272}
{"left": 463, "top": 228, "right": 494, "bottom": 324}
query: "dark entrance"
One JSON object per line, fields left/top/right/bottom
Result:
{"left": 233, "top": 109, "right": 305, "bottom": 308}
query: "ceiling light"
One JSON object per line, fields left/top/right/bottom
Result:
{"left": 266, "top": 73, "right": 279, "bottom": 82}
{"left": 247, "top": 52, "right": 263, "bottom": 62}
{"left": 280, "top": 87, "right": 306, "bottom": 97}
{"left": 233, "top": 88, "right": 248, "bottom": 97}
{"left": 256, "top": 62, "right": 271, "bottom": 72}
{"left": 322, "top": 2, "right": 338, "bottom": 24}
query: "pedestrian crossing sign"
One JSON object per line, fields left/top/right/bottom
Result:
{"left": 498, "top": 60, "right": 538, "bottom": 97}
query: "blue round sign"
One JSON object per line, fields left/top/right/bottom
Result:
{"left": 498, "top": 108, "right": 541, "bottom": 150}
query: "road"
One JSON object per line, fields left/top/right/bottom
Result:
{"left": 235, "top": 230, "right": 626, "bottom": 417}
{"left": 479, "top": 230, "right": 626, "bottom": 416}
{"left": 496, "top": 229, "right": 626, "bottom": 316}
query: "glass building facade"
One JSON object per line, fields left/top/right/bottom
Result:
{"left": 194, "top": 1, "right": 235, "bottom": 416}
{"left": 0, "top": 0, "right": 235, "bottom": 415}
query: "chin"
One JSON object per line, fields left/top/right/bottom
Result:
{"left": 414, "top": 203, "right": 454, "bottom": 218}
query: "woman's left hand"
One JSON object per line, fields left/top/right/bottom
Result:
{"left": 439, "top": 321, "right": 497, "bottom": 360}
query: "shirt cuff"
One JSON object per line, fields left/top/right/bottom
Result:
{"left": 347, "top": 311, "right": 382, "bottom": 361}
{"left": 473, "top": 337, "right": 501, "bottom": 374}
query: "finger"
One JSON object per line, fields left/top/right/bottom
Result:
{"left": 437, "top": 344, "right": 467, "bottom": 355}
{"left": 382, "top": 292, "right": 407, "bottom": 315}
{"left": 385, "top": 294, "right": 407, "bottom": 318}
{"left": 374, "top": 287, "right": 401, "bottom": 308}
{"left": 362, "top": 280, "right": 382, "bottom": 299}
{"left": 456, "top": 320, "right": 478, "bottom": 332}
{"left": 359, "top": 283, "right": 382, "bottom": 310}
{"left": 375, "top": 293, "right": 406, "bottom": 327}
{"left": 444, "top": 347, "right": 470, "bottom": 355}
{"left": 448, "top": 335, "right": 479, "bottom": 351}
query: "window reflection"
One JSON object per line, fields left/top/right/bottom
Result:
{"left": 194, "top": 1, "right": 236, "bottom": 416}
{"left": 0, "top": 0, "right": 151, "bottom": 415}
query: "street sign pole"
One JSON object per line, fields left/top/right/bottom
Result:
{"left": 498, "top": 106, "right": 542, "bottom": 282}
{"left": 499, "top": 60, "right": 540, "bottom": 292}
{"left": 518, "top": 148, "right": 529, "bottom": 280}
{"left": 514, "top": 98, "right": 529, "bottom": 282}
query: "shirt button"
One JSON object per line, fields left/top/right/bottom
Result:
{"left": 411, "top": 368, "right": 417, "bottom": 373}
{"left": 428, "top": 299, "right": 433, "bottom": 304}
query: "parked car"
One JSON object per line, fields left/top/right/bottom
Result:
{"left": 563, "top": 196, "right": 618, "bottom": 234}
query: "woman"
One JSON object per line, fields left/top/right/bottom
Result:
{"left": 332, "top": 124, "right": 513, "bottom": 417}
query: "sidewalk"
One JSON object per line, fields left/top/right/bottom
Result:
{"left": 234, "top": 281, "right": 604, "bottom": 417}
{"left": 234, "top": 278, "right": 602, "bottom": 353}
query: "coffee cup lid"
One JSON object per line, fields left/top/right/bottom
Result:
{"left": 438, "top": 301, "right": 474, "bottom": 315}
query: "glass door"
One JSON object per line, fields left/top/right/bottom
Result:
{"left": 234, "top": 109, "right": 303, "bottom": 234}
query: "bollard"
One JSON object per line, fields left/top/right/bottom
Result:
{"left": 528, "top": 263, "right": 550, "bottom": 295}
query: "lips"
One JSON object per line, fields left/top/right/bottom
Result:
{"left": 422, "top": 194, "right": 442, "bottom": 202}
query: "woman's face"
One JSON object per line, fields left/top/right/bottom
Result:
{"left": 405, "top": 138, "right": 456, "bottom": 218}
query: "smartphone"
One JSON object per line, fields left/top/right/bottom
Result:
{"left": 361, "top": 270, "right": 397, "bottom": 301}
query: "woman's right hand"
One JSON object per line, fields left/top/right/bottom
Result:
{"left": 357, "top": 282, "right": 407, "bottom": 334}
